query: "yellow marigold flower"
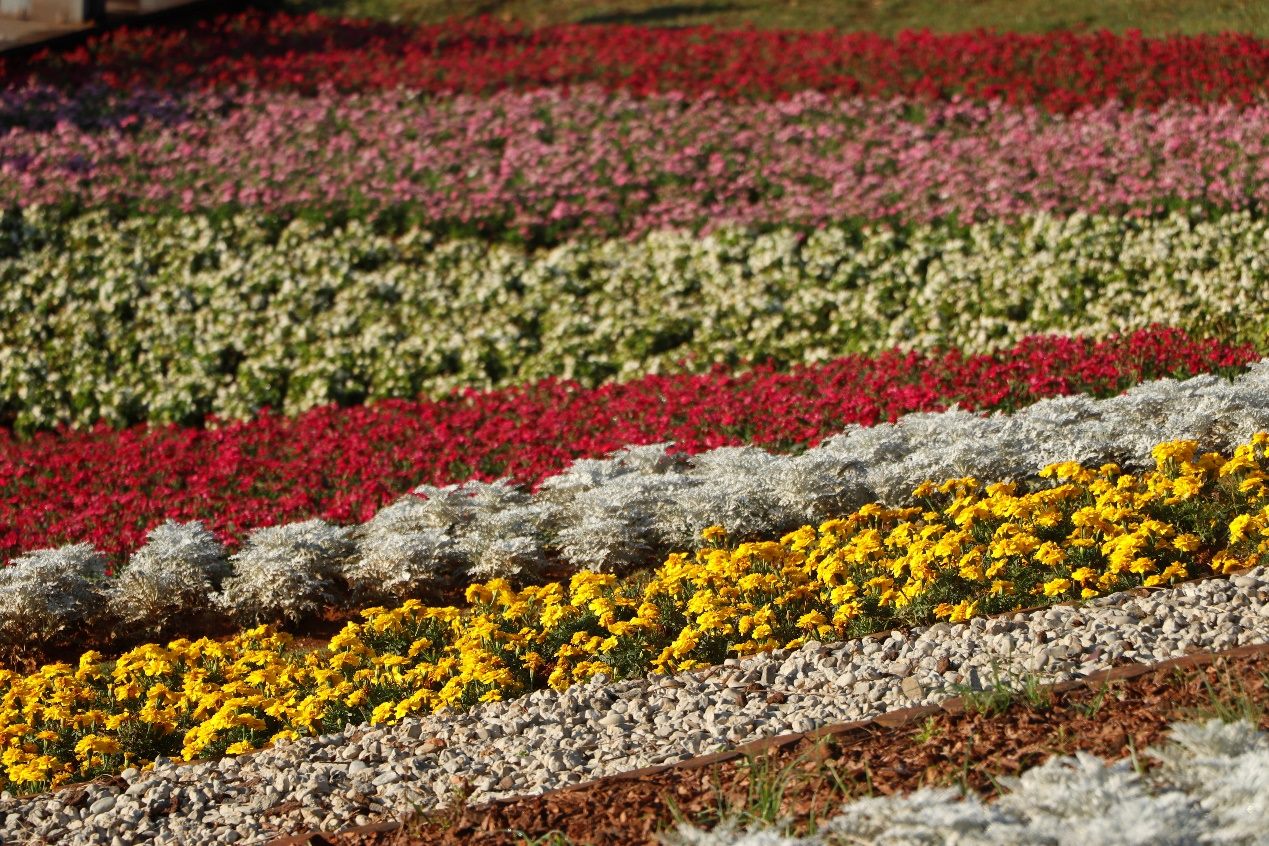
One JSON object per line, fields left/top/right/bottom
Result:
{"left": 701, "top": 525, "right": 727, "bottom": 543}
{"left": 1041, "top": 578, "right": 1072, "bottom": 597}
{"left": 985, "top": 481, "right": 1016, "bottom": 498}
{"left": 1152, "top": 440, "right": 1197, "bottom": 467}
{"left": 1033, "top": 542, "right": 1066, "bottom": 568}
{"left": 1229, "top": 514, "right": 1259, "bottom": 543}
{"left": 1170, "top": 475, "right": 1205, "bottom": 500}
{"left": 1211, "top": 550, "right": 1249, "bottom": 574}
{"left": 1128, "top": 557, "right": 1156, "bottom": 576}
{"left": 958, "top": 558, "right": 984, "bottom": 581}
{"left": 989, "top": 579, "right": 1014, "bottom": 597}
{"left": 11, "top": 438, "right": 1269, "bottom": 790}
{"left": 546, "top": 666, "right": 570, "bottom": 691}
{"left": 864, "top": 575, "right": 893, "bottom": 592}
{"left": 1172, "top": 533, "right": 1201, "bottom": 552}
{"left": 947, "top": 600, "right": 979, "bottom": 623}
{"left": 225, "top": 741, "right": 254, "bottom": 756}
{"left": 464, "top": 584, "right": 493, "bottom": 605}
{"left": 829, "top": 582, "right": 859, "bottom": 605}
{"left": 73, "top": 734, "right": 121, "bottom": 757}
{"left": 6, "top": 754, "right": 59, "bottom": 785}
{"left": 112, "top": 682, "right": 141, "bottom": 701}
{"left": 832, "top": 601, "right": 862, "bottom": 625}
{"left": 795, "top": 610, "right": 828, "bottom": 630}
{"left": 1238, "top": 474, "right": 1267, "bottom": 495}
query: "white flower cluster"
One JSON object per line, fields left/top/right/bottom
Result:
{"left": 7, "top": 364, "right": 1269, "bottom": 645}
{"left": 663, "top": 718, "right": 1269, "bottom": 846}
{"left": 2, "top": 206, "right": 1268, "bottom": 431}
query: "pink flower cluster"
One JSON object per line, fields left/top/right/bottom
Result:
{"left": 0, "top": 327, "right": 1252, "bottom": 565}
{"left": 3, "top": 89, "right": 1268, "bottom": 239}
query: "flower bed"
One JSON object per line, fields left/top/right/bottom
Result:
{"left": 6, "top": 13, "right": 1269, "bottom": 111}
{"left": 3, "top": 209, "right": 1269, "bottom": 432}
{"left": 1, "top": 435, "right": 1264, "bottom": 791}
{"left": 6, "top": 362, "right": 1269, "bottom": 658}
{"left": 5, "top": 91, "right": 1269, "bottom": 239}
{"left": 0, "top": 327, "right": 1246, "bottom": 563}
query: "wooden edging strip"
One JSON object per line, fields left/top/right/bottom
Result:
{"left": 267, "top": 639, "right": 1269, "bottom": 845}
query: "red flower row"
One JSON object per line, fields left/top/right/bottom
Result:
{"left": 0, "top": 327, "right": 1254, "bottom": 565}
{"left": 7, "top": 13, "right": 1269, "bottom": 111}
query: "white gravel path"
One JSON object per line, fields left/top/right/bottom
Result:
{"left": 2, "top": 568, "right": 1266, "bottom": 845}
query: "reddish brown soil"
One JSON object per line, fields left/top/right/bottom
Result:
{"left": 273, "top": 643, "right": 1269, "bottom": 846}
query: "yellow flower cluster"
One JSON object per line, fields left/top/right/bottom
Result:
{"left": 2, "top": 435, "right": 1267, "bottom": 792}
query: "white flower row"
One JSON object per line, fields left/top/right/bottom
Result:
{"left": 3, "top": 206, "right": 1268, "bottom": 430}
{"left": 7, "top": 363, "right": 1269, "bottom": 646}
{"left": 665, "top": 718, "right": 1269, "bottom": 846}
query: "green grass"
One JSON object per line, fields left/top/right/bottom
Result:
{"left": 1178, "top": 664, "right": 1269, "bottom": 725}
{"left": 277, "top": 0, "right": 1269, "bottom": 37}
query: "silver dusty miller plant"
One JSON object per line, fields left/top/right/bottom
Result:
{"left": 459, "top": 501, "right": 561, "bottom": 580}
{"left": 216, "top": 519, "right": 354, "bottom": 624}
{"left": 347, "top": 494, "right": 465, "bottom": 601}
{"left": 0, "top": 543, "right": 107, "bottom": 644}
{"left": 107, "top": 520, "right": 230, "bottom": 633}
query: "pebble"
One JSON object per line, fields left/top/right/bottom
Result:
{"left": 0, "top": 567, "right": 1267, "bottom": 844}
{"left": 88, "top": 797, "right": 116, "bottom": 815}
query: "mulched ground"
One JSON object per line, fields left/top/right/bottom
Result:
{"left": 275, "top": 643, "right": 1269, "bottom": 846}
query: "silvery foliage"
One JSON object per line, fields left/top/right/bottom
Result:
{"left": 548, "top": 444, "right": 694, "bottom": 572}
{"left": 460, "top": 501, "right": 562, "bottom": 580}
{"left": 0, "top": 543, "right": 106, "bottom": 643}
{"left": 19, "top": 362, "right": 1269, "bottom": 634}
{"left": 406, "top": 479, "right": 529, "bottom": 530}
{"left": 347, "top": 494, "right": 466, "bottom": 600}
{"left": 107, "top": 520, "right": 229, "bottom": 630}
{"left": 399, "top": 479, "right": 555, "bottom": 581}
{"left": 666, "top": 720, "right": 1269, "bottom": 846}
{"left": 1146, "top": 718, "right": 1269, "bottom": 843}
{"left": 663, "top": 825, "right": 811, "bottom": 846}
{"left": 216, "top": 519, "right": 354, "bottom": 624}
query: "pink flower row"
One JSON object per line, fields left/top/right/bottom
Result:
{"left": 3, "top": 87, "right": 1267, "bottom": 238}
